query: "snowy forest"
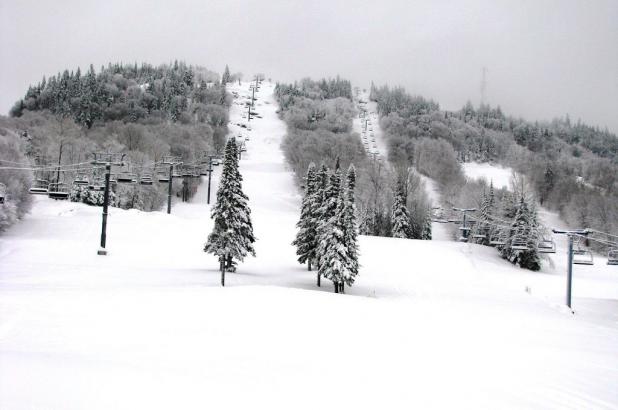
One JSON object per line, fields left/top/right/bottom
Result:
{"left": 370, "top": 83, "right": 618, "bottom": 251}
{"left": 0, "top": 62, "right": 233, "bottom": 228}
{"left": 275, "top": 78, "right": 433, "bottom": 240}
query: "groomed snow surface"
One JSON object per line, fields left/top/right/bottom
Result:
{"left": 1, "top": 83, "right": 617, "bottom": 409}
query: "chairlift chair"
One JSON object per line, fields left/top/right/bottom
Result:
{"left": 180, "top": 166, "right": 193, "bottom": 178}
{"left": 0, "top": 183, "right": 6, "bottom": 204}
{"left": 47, "top": 182, "right": 69, "bottom": 200}
{"left": 140, "top": 174, "right": 153, "bottom": 185}
{"left": 116, "top": 172, "right": 137, "bottom": 184}
{"left": 572, "top": 238, "right": 594, "bottom": 265}
{"left": 537, "top": 238, "right": 556, "bottom": 254}
{"left": 573, "top": 250, "right": 594, "bottom": 265}
{"left": 157, "top": 169, "right": 170, "bottom": 183}
{"left": 73, "top": 174, "right": 89, "bottom": 186}
{"left": 88, "top": 177, "right": 105, "bottom": 192}
{"left": 510, "top": 235, "right": 530, "bottom": 251}
{"left": 489, "top": 231, "right": 507, "bottom": 246}
{"left": 458, "top": 226, "right": 471, "bottom": 242}
{"left": 607, "top": 249, "right": 618, "bottom": 266}
{"left": 29, "top": 178, "right": 49, "bottom": 194}
{"left": 162, "top": 155, "right": 181, "bottom": 165}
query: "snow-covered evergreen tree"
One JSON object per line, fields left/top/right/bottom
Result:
{"left": 222, "top": 65, "right": 231, "bottom": 84}
{"left": 501, "top": 197, "right": 541, "bottom": 271}
{"left": 318, "top": 188, "right": 351, "bottom": 293}
{"left": 421, "top": 208, "right": 432, "bottom": 240}
{"left": 342, "top": 164, "right": 359, "bottom": 289}
{"left": 204, "top": 138, "right": 256, "bottom": 285}
{"left": 292, "top": 163, "right": 319, "bottom": 270}
{"left": 313, "top": 163, "right": 329, "bottom": 286}
{"left": 317, "top": 159, "right": 343, "bottom": 288}
{"left": 391, "top": 178, "right": 411, "bottom": 238}
{"left": 475, "top": 182, "right": 495, "bottom": 245}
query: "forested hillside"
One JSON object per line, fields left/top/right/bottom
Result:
{"left": 275, "top": 78, "right": 432, "bottom": 240}
{"left": 370, "top": 84, "right": 618, "bottom": 247}
{"left": 0, "top": 62, "right": 232, "bottom": 230}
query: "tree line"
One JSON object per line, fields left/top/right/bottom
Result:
{"left": 0, "top": 62, "right": 234, "bottom": 225}
{"left": 371, "top": 83, "right": 618, "bottom": 247}
{"left": 276, "top": 78, "right": 432, "bottom": 241}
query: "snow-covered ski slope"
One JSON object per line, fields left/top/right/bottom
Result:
{"left": 353, "top": 88, "right": 452, "bottom": 241}
{"left": 1, "top": 82, "right": 617, "bottom": 409}
{"left": 353, "top": 89, "right": 388, "bottom": 160}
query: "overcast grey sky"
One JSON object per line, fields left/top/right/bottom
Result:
{"left": 1, "top": 0, "right": 617, "bottom": 131}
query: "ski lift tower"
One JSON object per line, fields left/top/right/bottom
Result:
{"left": 552, "top": 229, "right": 591, "bottom": 310}
{"left": 453, "top": 207, "right": 477, "bottom": 242}
{"left": 160, "top": 155, "right": 183, "bottom": 214}
{"left": 91, "top": 153, "right": 125, "bottom": 256}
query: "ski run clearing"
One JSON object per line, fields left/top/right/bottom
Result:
{"left": 1, "top": 81, "right": 617, "bottom": 410}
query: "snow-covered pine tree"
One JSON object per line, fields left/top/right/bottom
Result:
{"left": 292, "top": 163, "right": 319, "bottom": 270}
{"left": 391, "top": 177, "right": 411, "bottom": 238}
{"left": 312, "top": 163, "right": 330, "bottom": 285}
{"left": 474, "top": 182, "right": 495, "bottom": 245}
{"left": 204, "top": 138, "right": 256, "bottom": 285}
{"left": 318, "top": 188, "right": 351, "bottom": 293}
{"left": 421, "top": 208, "right": 432, "bottom": 240}
{"left": 501, "top": 197, "right": 541, "bottom": 271}
{"left": 341, "top": 164, "right": 360, "bottom": 291}
{"left": 222, "top": 65, "right": 231, "bottom": 84}
{"left": 316, "top": 159, "right": 342, "bottom": 288}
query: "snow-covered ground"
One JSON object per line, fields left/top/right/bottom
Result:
{"left": 462, "top": 161, "right": 618, "bottom": 325}
{"left": 463, "top": 161, "right": 514, "bottom": 190}
{"left": 1, "top": 83, "right": 617, "bottom": 409}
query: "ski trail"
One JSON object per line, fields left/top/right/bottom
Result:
{"left": 225, "top": 81, "right": 305, "bottom": 285}
{"left": 353, "top": 88, "right": 387, "bottom": 161}
{"left": 353, "top": 87, "right": 452, "bottom": 241}
{"left": 417, "top": 173, "right": 452, "bottom": 241}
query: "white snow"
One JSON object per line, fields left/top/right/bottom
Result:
{"left": 462, "top": 161, "right": 514, "bottom": 190}
{"left": 1, "top": 82, "right": 617, "bottom": 409}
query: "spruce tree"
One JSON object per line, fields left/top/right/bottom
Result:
{"left": 342, "top": 164, "right": 360, "bottom": 290}
{"left": 316, "top": 159, "right": 343, "bottom": 288}
{"left": 474, "top": 182, "right": 495, "bottom": 245}
{"left": 222, "top": 65, "right": 231, "bottom": 84}
{"left": 391, "top": 178, "right": 411, "bottom": 238}
{"left": 204, "top": 138, "right": 256, "bottom": 285}
{"left": 292, "top": 163, "right": 319, "bottom": 270}
{"left": 501, "top": 197, "right": 541, "bottom": 271}
{"left": 421, "top": 208, "right": 432, "bottom": 240}
{"left": 318, "top": 188, "right": 350, "bottom": 293}
{"left": 313, "top": 163, "right": 329, "bottom": 286}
